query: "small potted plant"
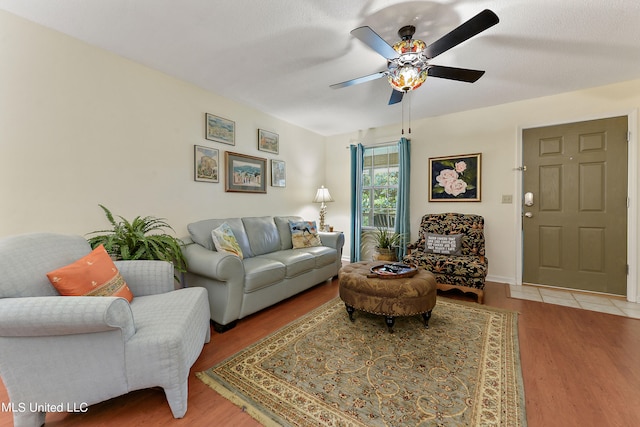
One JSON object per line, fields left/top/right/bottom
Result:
{"left": 367, "top": 226, "right": 402, "bottom": 261}
{"left": 86, "top": 205, "right": 187, "bottom": 280}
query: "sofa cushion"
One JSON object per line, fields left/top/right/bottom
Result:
{"left": 274, "top": 216, "right": 303, "bottom": 250}
{"left": 295, "top": 246, "right": 337, "bottom": 268}
{"left": 188, "top": 218, "right": 253, "bottom": 257}
{"left": 425, "top": 233, "right": 463, "bottom": 255}
{"left": 289, "top": 220, "right": 322, "bottom": 248}
{"left": 211, "top": 223, "right": 243, "bottom": 259}
{"left": 125, "top": 287, "right": 209, "bottom": 386}
{"left": 46, "top": 245, "right": 134, "bottom": 302}
{"left": 242, "top": 216, "right": 280, "bottom": 256}
{"left": 404, "top": 252, "right": 487, "bottom": 279}
{"left": 242, "top": 257, "right": 286, "bottom": 292}
{"left": 423, "top": 270, "right": 486, "bottom": 290}
{"left": 258, "top": 250, "right": 316, "bottom": 278}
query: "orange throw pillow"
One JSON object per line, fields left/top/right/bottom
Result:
{"left": 47, "top": 244, "right": 134, "bottom": 302}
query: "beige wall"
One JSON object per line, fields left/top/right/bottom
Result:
{"left": 325, "top": 79, "right": 640, "bottom": 302}
{"left": 0, "top": 11, "right": 326, "bottom": 238}
{"left": 2, "top": 11, "right": 639, "bottom": 300}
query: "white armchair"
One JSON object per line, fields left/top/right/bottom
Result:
{"left": 0, "top": 233, "right": 211, "bottom": 427}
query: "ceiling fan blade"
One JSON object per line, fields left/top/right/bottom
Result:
{"left": 425, "top": 9, "right": 499, "bottom": 59}
{"left": 330, "top": 71, "right": 387, "bottom": 89}
{"left": 427, "top": 65, "right": 485, "bottom": 82}
{"left": 351, "top": 26, "right": 399, "bottom": 59}
{"left": 389, "top": 89, "right": 404, "bottom": 105}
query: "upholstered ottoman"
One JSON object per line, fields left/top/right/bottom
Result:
{"left": 338, "top": 262, "right": 437, "bottom": 332}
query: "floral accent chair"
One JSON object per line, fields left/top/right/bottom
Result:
{"left": 403, "top": 213, "right": 488, "bottom": 303}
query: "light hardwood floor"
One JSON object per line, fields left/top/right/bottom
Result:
{"left": 1, "top": 279, "right": 639, "bottom": 427}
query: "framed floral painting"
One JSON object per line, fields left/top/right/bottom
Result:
{"left": 429, "top": 153, "right": 481, "bottom": 201}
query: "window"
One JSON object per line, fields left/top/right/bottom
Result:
{"left": 361, "top": 145, "right": 398, "bottom": 230}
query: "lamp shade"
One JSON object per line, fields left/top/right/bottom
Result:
{"left": 313, "top": 186, "right": 334, "bottom": 203}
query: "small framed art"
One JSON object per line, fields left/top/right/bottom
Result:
{"left": 205, "top": 113, "right": 235, "bottom": 145}
{"left": 194, "top": 145, "right": 219, "bottom": 183}
{"left": 271, "top": 159, "right": 286, "bottom": 187}
{"left": 429, "top": 153, "right": 482, "bottom": 202}
{"left": 225, "top": 151, "right": 267, "bottom": 193}
{"left": 258, "top": 129, "right": 279, "bottom": 154}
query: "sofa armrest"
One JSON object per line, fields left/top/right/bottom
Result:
{"left": 319, "top": 231, "right": 345, "bottom": 252}
{"left": 115, "top": 260, "right": 175, "bottom": 296}
{"left": 405, "top": 241, "right": 422, "bottom": 256}
{"left": 182, "top": 241, "right": 244, "bottom": 281}
{"left": 406, "top": 246, "right": 431, "bottom": 259}
{"left": 0, "top": 296, "right": 135, "bottom": 339}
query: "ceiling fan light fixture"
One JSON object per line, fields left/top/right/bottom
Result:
{"left": 388, "top": 39, "right": 429, "bottom": 92}
{"left": 388, "top": 65, "right": 427, "bottom": 92}
{"left": 393, "top": 38, "right": 426, "bottom": 55}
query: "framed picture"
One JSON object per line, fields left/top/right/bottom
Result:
{"left": 271, "top": 159, "right": 286, "bottom": 187}
{"left": 194, "top": 145, "right": 219, "bottom": 183}
{"left": 205, "top": 113, "right": 235, "bottom": 145}
{"left": 258, "top": 129, "right": 279, "bottom": 154}
{"left": 429, "top": 153, "right": 482, "bottom": 202}
{"left": 225, "top": 151, "right": 267, "bottom": 193}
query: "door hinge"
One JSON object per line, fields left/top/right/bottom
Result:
{"left": 626, "top": 264, "right": 629, "bottom": 275}
{"left": 628, "top": 131, "right": 631, "bottom": 142}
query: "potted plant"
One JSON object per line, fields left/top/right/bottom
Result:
{"left": 365, "top": 226, "right": 402, "bottom": 261}
{"left": 86, "top": 205, "right": 188, "bottom": 280}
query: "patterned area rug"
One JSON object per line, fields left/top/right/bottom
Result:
{"left": 197, "top": 297, "right": 527, "bottom": 426}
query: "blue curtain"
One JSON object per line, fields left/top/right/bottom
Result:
{"left": 394, "top": 137, "right": 411, "bottom": 259}
{"left": 349, "top": 144, "right": 364, "bottom": 262}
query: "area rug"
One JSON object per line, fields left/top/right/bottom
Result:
{"left": 197, "top": 297, "right": 526, "bottom": 426}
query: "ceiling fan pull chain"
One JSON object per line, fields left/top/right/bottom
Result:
{"left": 401, "top": 94, "right": 405, "bottom": 135}
{"left": 408, "top": 91, "right": 412, "bottom": 135}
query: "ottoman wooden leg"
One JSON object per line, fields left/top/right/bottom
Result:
{"left": 345, "top": 304, "right": 356, "bottom": 322}
{"left": 422, "top": 310, "right": 432, "bottom": 328}
{"left": 385, "top": 316, "right": 395, "bottom": 333}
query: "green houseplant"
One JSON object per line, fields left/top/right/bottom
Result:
{"left": 364, "top": 226, "right": 402, "bottom": 261}
{"left": 86, "top": 205, "right": 188, "bottom": 278}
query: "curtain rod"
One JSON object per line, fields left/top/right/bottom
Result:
{"left": 344, "top": 138, "right": 410, "bottom": 149}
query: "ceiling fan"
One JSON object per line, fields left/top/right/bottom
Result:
{"left": 330, "top": 9, "right": 499, "bottom": 105}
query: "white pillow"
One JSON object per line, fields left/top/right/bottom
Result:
{"left": 211, "top": 222, "right": 243, "bottom": 259}
{"left": 425, "top": 233, "right": 463, "bottom": 255}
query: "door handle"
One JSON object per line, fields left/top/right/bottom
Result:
{"left": 524, "top": 192, "right": 534, "bottom": 206}
{"left": 524, "top": 212, "right": 533, "bottom": 218}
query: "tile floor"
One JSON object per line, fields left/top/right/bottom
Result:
{"left": 508, "top": 284, "right": 640, "bottom": 319}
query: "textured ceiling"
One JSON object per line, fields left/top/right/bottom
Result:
{"left": 1, "top": 0, "right": 640, "bottom": 136}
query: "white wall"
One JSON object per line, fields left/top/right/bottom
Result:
{"left": 326, "top": 79, "right": 640, "bottom": 301}
{"left": 0, "top": 11, "right": 325, "bottom": 238}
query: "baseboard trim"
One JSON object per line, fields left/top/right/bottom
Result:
{"left": 487, "top": 275, "right": 514, "bottom": 285}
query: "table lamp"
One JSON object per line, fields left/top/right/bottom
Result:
{"left": 313, "top": 185, "right": 334, "bottom": 231}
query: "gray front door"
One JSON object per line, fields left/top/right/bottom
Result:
{"left": 522, "top": 116, "right": 628, "bottom": 295}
